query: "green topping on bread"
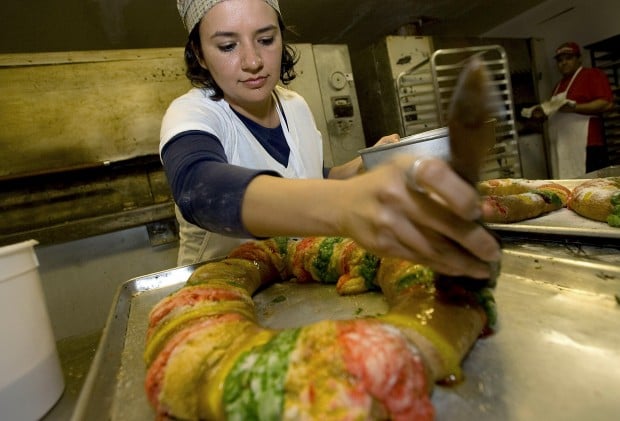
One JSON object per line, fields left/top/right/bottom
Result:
{"left": 396, "top": 266, "right": 434, "bottom": 290}
{"left": 531, "top": 189, "right": 562, "bottom": 206}
{"left": 223, "top": 328, "right": 300, "bottom": 420}
{"left": 473, "top": 287, "right": 497, "bottom": 327}
{"left": 608, "top": 205, "right": 620, "bottom": 227}
{"left": 359, "top": 253, "right": 380, "bottom": 290}
{"left": 314, "top": 237, "right": 344, "bottom": 283}
{"left": 273, "top": 236, "right": 290, "bottom": 256}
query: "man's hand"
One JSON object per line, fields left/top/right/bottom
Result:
{"left": 531, "top": 106, "right": 547, "bottom": 120}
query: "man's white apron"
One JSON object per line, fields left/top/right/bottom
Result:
{"left": 548, "top": 67, "right": 590, "bottom": 179}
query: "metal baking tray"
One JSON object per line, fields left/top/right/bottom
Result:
{"left": 486, "top": 180, "right": 620, "bottom": 239}
{"left": 72, "top": 243, "right": 620, "bottom": 421}
{"left": 583, "top": 165, "right": 620, "bottom": 178}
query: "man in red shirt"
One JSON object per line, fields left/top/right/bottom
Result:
{"left": 532, "top": 42, "right": 614, "bottom": 178}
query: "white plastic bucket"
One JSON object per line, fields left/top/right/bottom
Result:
{"left": 0, "top": 240, "right": 64, "bottom": 420}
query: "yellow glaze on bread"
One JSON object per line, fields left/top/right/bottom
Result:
{"left": 160, "top": 319, "right": 255, "bottom": 419}
{"left": 144, "top": 300, "right": 256, "bottom": 366}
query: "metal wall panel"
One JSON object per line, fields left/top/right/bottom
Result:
{"left": 311, "top": 44, "right": 367, "bottom": 165}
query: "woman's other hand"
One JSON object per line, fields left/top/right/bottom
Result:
{"left": 372, "top": 133, "right": 400, "bottom": 147}
{"left": 328, "top": 133, "right": 401, "bottom": 179}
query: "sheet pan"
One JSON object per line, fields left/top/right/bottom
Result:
{"left": 72, "top": 243, "right": 620, "bottom": 421}
{"left": 485, "top": 179, "right": 620, "bottom": 239}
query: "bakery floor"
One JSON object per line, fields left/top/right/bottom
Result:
{"left": 34, "top": 225, "right": 179, "bottom": 420}
{"left": 42, "top": 331, "right": 101, "bottom": 420}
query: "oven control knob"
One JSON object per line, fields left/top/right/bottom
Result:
{"left": 329, "top": 71, "right": 347, "bottom": 90}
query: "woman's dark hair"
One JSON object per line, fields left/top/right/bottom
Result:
{"left": 184, "top": 15, "right": 298, "bottom": 100}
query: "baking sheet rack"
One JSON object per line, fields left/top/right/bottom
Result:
{"left": 72, "top": 243, "right": 620, "bottom": 421}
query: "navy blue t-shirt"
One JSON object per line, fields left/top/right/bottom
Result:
{"left": 161, "top": 106, "right": 330, "bottom": 236}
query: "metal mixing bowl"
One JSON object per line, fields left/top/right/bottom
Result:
{"left": 359, "top": 127, "right": 450, "bottom": 170}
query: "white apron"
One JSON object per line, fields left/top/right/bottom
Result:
{"left": 548, "top": 67, "right": 590, "bottom": 179}
{"left": 172, "top": 88, "right": 323, "bottom": 265}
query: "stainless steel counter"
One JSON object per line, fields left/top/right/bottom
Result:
{"left": 62, "top": 236, "right": 620, "bottom": 421}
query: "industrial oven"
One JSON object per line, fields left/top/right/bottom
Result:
{"left": 0, "top": 44, "right": 365, "bottom": 249}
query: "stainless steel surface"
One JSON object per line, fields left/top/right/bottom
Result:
{"left": 359, "top": 127, "right": 450, "bottom": 169}
{"left": 73, "top": 242, "right": 620, "bottom": 421}
{"left": 486, "top": 179, "right": 620, "bottom": 239}
{"left": 288, "top": 44, "right": 366, "bottom": 167}
{"left": 351, "top": 36, "right": 437, "bottom": 143}
{"left": 487, "top": 208, "right": 620, "bottom": 239}
{"left": 517, "top": 134, "right": 548, "bottom": 179}
{"left": 311, "top": 44, "right": 367, "bottom": 165}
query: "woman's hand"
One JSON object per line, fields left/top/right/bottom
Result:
{"left": 335, "top": 154, "right": 501, "bottom": 279}
{"left": 327, "top": 133, "right": 401, "bottom": 179}
{"left": 372, "top": 133, "right": 400, "bottom": 147}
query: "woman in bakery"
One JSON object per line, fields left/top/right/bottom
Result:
{"left": 162, "top": 0, "right": 501, "bottom": 278}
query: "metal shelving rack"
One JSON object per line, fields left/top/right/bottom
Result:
{"left": 395, "top": 58, "right": 441, "bottom": 136}
{"left": 585, "top": 34, "right": 620, "bottom": 166}
{"left": 430, "top": 45, "right": 522, "bottom": 179}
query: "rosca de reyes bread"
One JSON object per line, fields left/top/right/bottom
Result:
{"left": 568, "top": 177, "right": 620, "bottom": 226}
{"left": 144, "top": 236, "right": 497, "bottom": 420}
{"left": 477, "top": 178, "right": 571, "bottom": 223}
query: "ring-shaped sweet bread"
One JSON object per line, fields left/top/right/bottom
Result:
{"left": 144, "top": 237, "right": 497, "bottom": 420}
{"left": 568, "top": 177, "right": 620, "bottom": 226}
{"left": 477, "top": 178, "right": 571, "bottom": 223}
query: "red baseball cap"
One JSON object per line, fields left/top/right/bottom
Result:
{"left": 554, "top": 42, "right": 581, "bottom": 58}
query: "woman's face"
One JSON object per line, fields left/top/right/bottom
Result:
{"left": 197, "top": 0, "right": 283, "bottom": 112}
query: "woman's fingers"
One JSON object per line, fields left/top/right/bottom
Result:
{"left": 383, "top": 220, "right": 497, "bottom": 278}
{"left": 403, "top": 156, "right": 481, "bottom": 221}
{"left": 405, "top": 190, "right": 500, "bottom": 264}
{"left": 373, "top": 133, "right": 400, "bottom": 147}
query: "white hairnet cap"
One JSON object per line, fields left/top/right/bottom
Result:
{"left": 177, "top": 0, "right": 281, "bottom": 32}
